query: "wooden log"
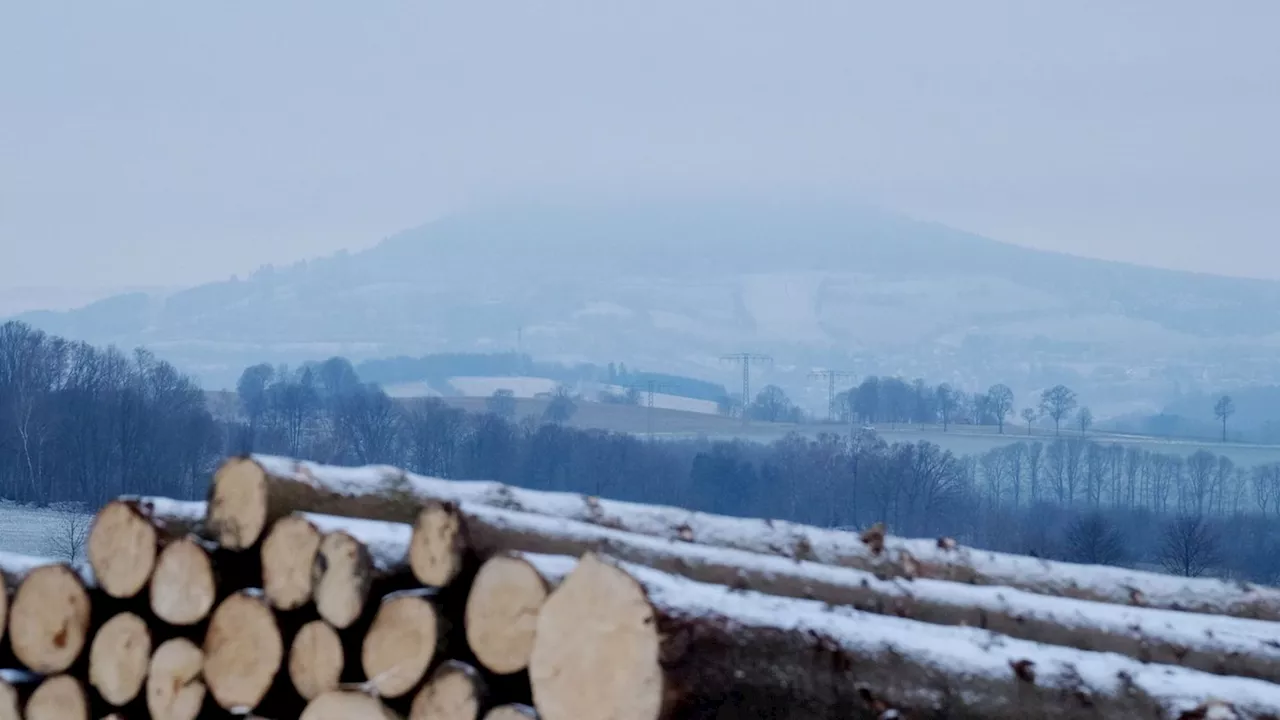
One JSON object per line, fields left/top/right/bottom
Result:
{"left": 86, "top": 498, "right": 202, "bottom": 601}
{"left": 288, "top": 620, "right": 344, "bottom": 702}
{"left": 87, "top": 612, "right": 150, "bottom": 708}
{"left": 464, "top": 554, "right": 574, "bottom": 676}
{"left": 5, "top": 559, "right": 92, "bottom": 674}
{"left": 408, "top": 661, "right": 485, "bottom": 720}
{"left": 149, "top": 536, "right": 216, "bottom": 627}
{"left": 261, "top": 515, "right": 323, "bottom": 611}
{"left": 25, "top": 675, "right": 89, "bottom": 720}
{"left": 307, "top": 514, "right": 418, "bottom": 630}
{"left": 239, "top": 453, "right": 1280, "bottom": 620}
{"left": 202, "top": 590, "right": 283, "bottom": 712}
{"left": 146, "top": 638, "right": 206, "bottom": 720}
{"left": 300, "top": 690, "right": 402, "bottom": 720}
{"left": 361, "top": 589, "right": 442, "bottom": 700}
{"left": 485, "top": 705, "right": 538, "bottom": 720}
{"left": 0, "top": 670, "right": 30, "bottom": 720}
{"left": 530, "top": 552, "right": 1280, "bottom": 720}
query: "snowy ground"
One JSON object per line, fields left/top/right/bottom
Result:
{"left": 0, "top": 501, "right": 93, "bottom": 561}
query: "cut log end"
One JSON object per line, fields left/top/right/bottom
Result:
{"left": 301, "top": 691, "right": 400, "bottom": 720}
{"left": 89, "top": 612, "right": 151, "bottom": 707}
{"left": 0, "top": 678, "right": 17, "bottom": 720}
{"left": 485, "top": 705, "right": 539, "bottom": 720}
{"left": 262, "top": 515, "right": 322, "bottom": 611}
{"left": 150, "top": 537, "right": 216, "bottom": 626}
{"left": 410, "top": 501, "right": 465, "bottom": 587}
{"left": 203, "top": 591, "right": 283, "bottom": 711}
{"left": 465, "top": 555, "right": 551, "bottom": 675}
{"left": 313, "top": 531, "right": 373, "bottom": 629}
{"left": 530, "top": 554, "right": 662, "bottom": 720}
{"left": 208, "top": 456, "right": 270, "bottom": 550}
{"left": 25, "top": 675, "right": 88, "bottom": 720}
{"left": 409, "top": 661, "right": 483, "bottom": 720}
{"left": 87, "top": 500, "right": 158, "bottom": 599}
{"left": 9, "top": 564, "right": 92, "bottom": 674}
{"left": 361, "top": 594, "right": 439, "bottom": 699}
{"left": 147, "top": 638, "right": 206, "bottom": 720}
{"left": 289, "top": 620, "right": 344, "bottom": 702}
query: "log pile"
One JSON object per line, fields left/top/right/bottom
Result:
{"left": 3, "top": 454, "right": 1280, "bottom": 719}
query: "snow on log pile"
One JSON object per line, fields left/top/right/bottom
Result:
{"left": 1, "top": 454, "right": 1280, "bottom": 719}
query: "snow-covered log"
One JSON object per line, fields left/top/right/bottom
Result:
{"left": 146, "top": 638, "right": 206, "bottom": 720}
{"left": 530, "top": 552, "right": 1280, "bottom": 720}
{"left": 233, "top": 454, "right": 1280, "bottom": 620}
{"left": 202, "top": 590, "right": 283, "bottom": 712}
{"left": 87, "top": 611, "right": 151, "bottom": 708}
{"left": 408, "top": 661, "right": 486, "bottom": 720}
{"left": 464, "top": 553, "right": 575, "bottom": 676}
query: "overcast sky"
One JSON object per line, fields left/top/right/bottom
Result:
{"left": 2, "top": 1, "right": 1278, "bottom": 299}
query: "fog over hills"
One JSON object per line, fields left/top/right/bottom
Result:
{"left": 12, "top": 200, "right": 1280, "bottom": 413}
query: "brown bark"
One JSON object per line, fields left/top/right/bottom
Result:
{"left": 146, "top": 638, "right": 206, "bottom": 720}
{"left": 485, "top": 705, "right": 539, "bottom": 720}
{"left": 88, "top": 612, "right": 151, "bottom": 708}
{"left": 408, "top": 660, "right": 486, "bottom": 720}
{"left": 202, "top": 590, "right": 283, "bottom": 711}
{"left": 464, "top": 554, "right": 570, "bottom": 676}
{"left": 361, "top": 589, "right": 443, "bottom": 700}
{"left": 242, "top": 454, "right": 1280, "bottom": 620}
{"left": 530, "top": 553, "right": 1280, "bottom": 720}
{"left": 25, "top": 675, "right": 88, "bottom": 720}
{"left": 7, "top": 563, "right": 92, "bottom": 674}
{"left": 288, "top": 620, "right": 344, "bottom": 702}
{"left": 300, "top": 690, "right": 403, "bottom": 720}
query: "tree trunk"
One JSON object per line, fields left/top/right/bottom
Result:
{"left": 146, "top": 638, "right": 206, "bottom": 720}
{"left": 202, "top": 590, "right": 283, "bottom": 712}
{"left": 530, "top": 553, "right": 1280, "bottom": 720}
{"left": 238, "top": 454, "right": 1280, "bottom": 620}
{"left": 409, "top": 660, "right": 486, "bottom": 720}
{"left": 444, "top": 506, "right": 1280, "bottom": 683}
{"left": 87, "top": 611, "right": 151, "bottom": 708}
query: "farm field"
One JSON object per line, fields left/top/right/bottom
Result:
{"left": 0, "top": 501, "right": 91, "bottom": 559}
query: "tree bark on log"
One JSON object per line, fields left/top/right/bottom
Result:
{"left": 202, "top": 590, "right": 283, "bottom": 712}
{"left": 289, "top": 620, "right": 344, "bottom": 702}
{"left": 87, "top": 612, "right": 150, "bottom": 708}
{"left": 300, "top": 690, "right": 402, "bottom": 720}
{"left": 530, "top": 553, "right": 1280, "bottom": 720}
{"left": 464, "top": 554, "right": 574, "bottom": 676}
{"left": 146, "top": 638, "right": 206, "bottom": 720}
{"left": 408, "top": 660, "right": 486, "bottom": 720}
{"left": 239, "top": 453, "right": 1280, "bottom": 620}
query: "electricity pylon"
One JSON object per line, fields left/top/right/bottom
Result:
{"left": 809, "top": 369, "right": 856, "bottom": 422}
{"left": 627, "top": 379, "right": 671, "bottom": 438}
{"left": 720, "top": 353, "right": 773, "bottom": 425}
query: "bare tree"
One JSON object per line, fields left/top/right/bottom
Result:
{"left": 936, "top": 383, "right": 956, "bottom": 431}
{"left": 986, "top": 384, "right": 1014, "bottom": 434}
{"left": 542, "top": 386, "right": 578, "bottom": 424}
{"left": 1063, "top": 512, "right": 1126, "bottom": 566}
{"left": 1039, "top": 385, "right": 1077, "bottom": 436}
{"left": 1020, "top": 407, "right": 1037, "bottom": 435}
{"left": 45, "top": 501, "right": 91, "bottom": 563}
{"left": 1076, "top": 406, "right": 1093, "bottom": 435}
{"left": 1159, "top": 516, "right": 1220, "bottom": 578}
{"left": 1214, "top": 395, "right": 1236, "bottom": 443}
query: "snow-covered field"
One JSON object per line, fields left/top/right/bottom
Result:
{"left": 0, "top": 501, "right": 93, "bottom": 561}
{"left": 447, "top": 376, "right": 560, "bottom": 398}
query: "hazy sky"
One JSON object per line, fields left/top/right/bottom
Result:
{"left": 3, "top": 1, "right": 1279, "bottom": 297}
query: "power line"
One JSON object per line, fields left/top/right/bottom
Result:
{"left": 720, "top": 353, "right": 773, "bottom": 425}
{"left": 626, "top": 378, "right": 672, "bottom": 438}
{"left": 808, "top": 369, "right": 857, "bottom": 421}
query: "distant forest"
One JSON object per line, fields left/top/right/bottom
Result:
{"left": 2, "top": 319, "right": 1279, "bottom": 584}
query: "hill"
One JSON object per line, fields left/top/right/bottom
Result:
{"left": 13, "top": 199, "right": 1280, "bottom": 413}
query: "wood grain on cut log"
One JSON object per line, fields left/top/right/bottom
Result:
{"left": 147, "top": 638, "right": 205, "bottom": 720}
{"left": 464, "top": 554, "right": 572, "bottom": 676}
{"left": 485, "top": 705, "right": 538, "bottom": 720}
{"left": 410, "top": 501, "right": 466, "bottom": 587}
{"left": 408, "top": 661, "right": 485, "bottom": 720}
{"left": 203, "top": 590, "right": 283, "bottom": 711}
{"left": 530, "top": 553, "right": 1280, "bottom": 720}
{"left": 0, "top": 671, "right": 22, "bottom": 720}
{"left": 261, "top": 515, "right": 322, "bottom": 611}
{"left": 247, "top": 453, "right": 1280, "bottom": 620}
{"left": 300, "top": 691, "right": 402, "bottom": 720}
{"left": 289, "top": 620, "right": 344, "bottom": 702}
{"left": 149, "top": 536, "right": 216, "bottom": 626}
{"left": 25, "top": 675, "right": 88, "bottom": 720}
{"left": 307, "top": 513, "right": 418, "bottom": 630}
{"left": 449, "top": 503, "right": 1280, "bottom": 683}
{"left": 361, "top": 590, "right": 441, "bottom": 699}
{"left": 87, "top": 498, "right": 202, "bottom": 601}
{"left": 8, "top": 562, "right": 92, "bottom": 674}
{"left": 0, "top": 551, "right": 71, "bottom": 652}
{"left": 88, "top": 612, "right": 151, "bottom": 707}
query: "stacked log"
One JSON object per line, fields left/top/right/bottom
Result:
{"left": 2, "top": 453, "right": 1280, "bottom": 719}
